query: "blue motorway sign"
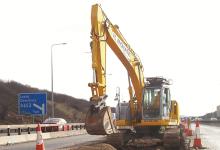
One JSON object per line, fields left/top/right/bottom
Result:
{"left": 18, "top": 93, "right": 47, "bottom": 116}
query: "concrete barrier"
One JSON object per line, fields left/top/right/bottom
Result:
{"left": 0, "top": 129, "right": 87, "bottom": 145}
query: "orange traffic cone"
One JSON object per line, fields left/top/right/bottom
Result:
{"left": 183, "top": 118, "right": 189, "bottom": 134}
{"left": 187, "top": 118, "right": 192, "bottom": 136}
{"left": 187, "top": 128, "right": 193, "bottom": 136}
{"left": 193, "top": 120, "right": 202, "bottom": 148}
{"left": 36, "top": 123, "right": 45, "bottom": 150}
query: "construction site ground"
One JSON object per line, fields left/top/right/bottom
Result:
{"left": 59, "top": 133, "right": 209, "bottom": 150}
{"left": 60, "top": 123, "right": 215, "bottom": 150}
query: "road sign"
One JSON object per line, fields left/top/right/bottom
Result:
{"left": 18, "top": 93, "right": 47, "bottom": 116}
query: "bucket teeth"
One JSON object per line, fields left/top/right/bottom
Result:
{"left": 85, "top": 106, "right": 116, "bottom": 135}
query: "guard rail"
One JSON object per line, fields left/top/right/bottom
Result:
{"left": 0, "top": 123, "right": 85, "bottom": 136}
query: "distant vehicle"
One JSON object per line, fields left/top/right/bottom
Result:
{"left": 196, "top": 118, "right": 203, "bottom": 121}
{"left": 210, "top": 117, "right": 217, "bottom": 121}
{"left": 42, "top": 118, "right": 70, "bottom": 132}
{"left": 43, "top": 118, "right": 67, "bottom": 124}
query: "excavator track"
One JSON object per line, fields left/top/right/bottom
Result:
{"left": 105, "top": 130, "right": 131, "bottom": 147}
{"left": 106, "top": 133, "right": 127, "bottom": 147}
{"left": 163, "top": 127, "right": 183, "bottom": 150}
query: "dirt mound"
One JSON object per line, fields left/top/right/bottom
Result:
{"left": 77, "top": 143, "right": 116, "bottom": 150}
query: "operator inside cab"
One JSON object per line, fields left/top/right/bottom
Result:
{"left": 143, "top": 88, "right": 161, "bottom": 118}
{"left": 152, "top": 91, "right": 160, "bottom": 109}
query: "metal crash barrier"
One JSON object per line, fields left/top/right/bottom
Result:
{"left": 0, "top": 123, "right": 85, "bottom": 136}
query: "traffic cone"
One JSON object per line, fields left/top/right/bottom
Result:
{"left": 187, "top": 128, "right": 192, "bottom": 136}
{"left": 193, "top": 120, "right": 202, "bottom": 148}
{"left": 183, "top": 118, "right": 189, "bottom": 134}
{"left": 36, "top": 123, "right": 45, "bottom": 150}
{"left": 187, "top": 118, "right": 192, "bottom": 136}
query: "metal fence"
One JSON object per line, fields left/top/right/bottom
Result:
{"left": 0, "top": 123, "right": 85, "bottom": 136}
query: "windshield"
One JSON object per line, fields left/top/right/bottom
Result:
{"left": 143, "top": 87, "right": 161, "bottom": 119}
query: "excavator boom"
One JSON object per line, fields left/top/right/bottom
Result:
{"left": 86, "top": 4, "right": 145, "bottom": 135}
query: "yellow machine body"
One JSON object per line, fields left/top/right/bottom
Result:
{"left": 86, "top": 4, "right": 180, "bottom": 136}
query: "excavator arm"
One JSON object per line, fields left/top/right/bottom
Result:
{"left": 86, "top": 4, "right": 145, "bottom": 135}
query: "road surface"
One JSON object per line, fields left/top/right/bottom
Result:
{"left": 1, "top": 124, "right": 220, "bottom": 150}
{"left": 200, "top": 124, "right": 220, "bottom": 150}
{"left": 0, "top": 134, "right": 105, "bottom": 150}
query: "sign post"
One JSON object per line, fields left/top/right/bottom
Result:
{"left": 18, "top": 93, "right": 47, "bottom": 116}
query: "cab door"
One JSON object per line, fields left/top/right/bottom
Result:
{"left": 161, "top": 87, "right": 171, "bottom": 118}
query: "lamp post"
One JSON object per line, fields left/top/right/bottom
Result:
{"left": 114, "top": 87, "right": 120, "bottom": 119}
{"left": 51, "top": 43, "right": 67, "bottom": 117}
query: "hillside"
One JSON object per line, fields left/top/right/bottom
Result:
{"left": 0, "top": 80, "right": 91, "bottom": 124}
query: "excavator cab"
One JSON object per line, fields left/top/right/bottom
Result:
{"left": 142, "top": 77, "right": 171, "bottom": 120}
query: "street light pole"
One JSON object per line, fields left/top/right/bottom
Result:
{"left": 51, "top": 43, "right": 67, "bottom": 118}
{"left": 114, "top": 87, "right": 120, "bottom": 119}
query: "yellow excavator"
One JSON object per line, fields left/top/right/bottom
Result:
{"left": 86, "top": 4, "right": 182, "bottom": 149}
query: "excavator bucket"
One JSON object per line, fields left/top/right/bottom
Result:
{"left": 85, "top": 106, "right": 117, "bottom": 135}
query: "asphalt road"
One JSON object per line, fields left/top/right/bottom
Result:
{"left": 199, "top": 124, "right": 220, "bottom": 150}
{"left": 0, "top": 134, "right": 105, "bottom": 150}
{"left": 1, "top": 124, "right": 219, "bottom": 150}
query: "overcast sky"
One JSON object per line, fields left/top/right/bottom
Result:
{"left": 0, "top": 0, "right": 220, "bottom": 116}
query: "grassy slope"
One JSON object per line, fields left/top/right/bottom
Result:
{"left": 0, "top": 80, "right": 91, "bottom": 124}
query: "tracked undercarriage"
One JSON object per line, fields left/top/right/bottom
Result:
{"left": 105, "top": 126, "right": 188, "bottom": 150}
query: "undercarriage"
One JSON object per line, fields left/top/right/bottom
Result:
{"left": 105, "top": 126, "right": 188, "bottom": 150}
